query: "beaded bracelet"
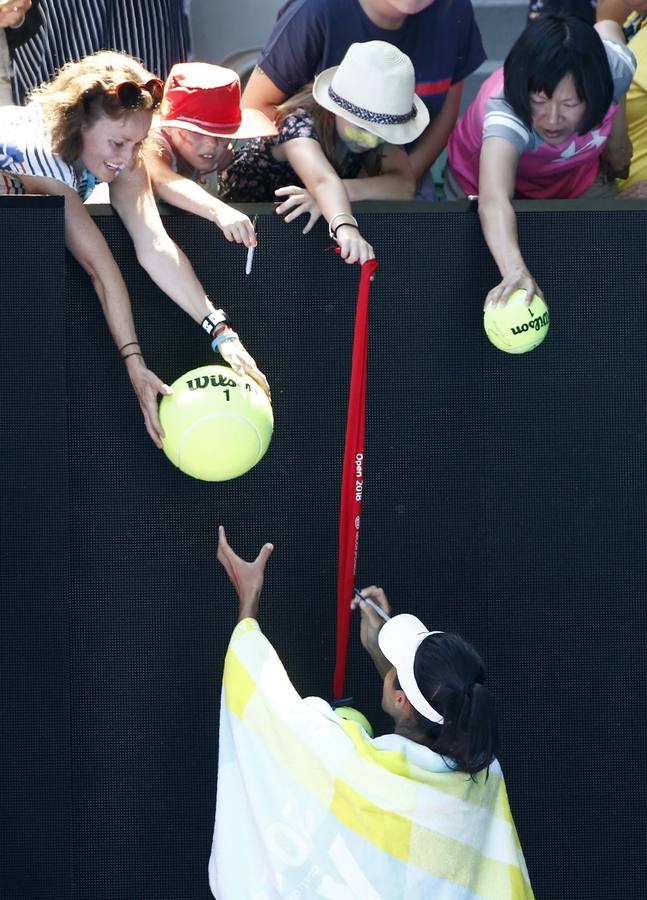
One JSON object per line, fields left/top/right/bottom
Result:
{"left": 212, "top": 330, "right": 239, "bottom": 353}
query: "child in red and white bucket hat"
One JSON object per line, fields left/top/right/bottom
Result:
{"left": 145, "top": 62, "right": 277, "bottom": 247}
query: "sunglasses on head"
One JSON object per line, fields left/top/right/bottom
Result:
{"left": 110, "top": 78, "right": 164, "bottom": 110}
{"left": 83, "top": 78, "right": 164, "bottom": 111}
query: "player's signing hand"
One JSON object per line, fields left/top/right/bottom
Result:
{"left": 351, "top": 586, "right": 392, "bottom": 653}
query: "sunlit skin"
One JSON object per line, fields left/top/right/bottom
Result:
{"left": 164, "top": 128, "right": 234, "bottom": 175}
{"left": 80, "top": 109, "right": 153, "bottom": 180}
{"left": 359, "top": 0, "right": 435, "bottom": 29}
{"left": 529, "top": 73, "right": 587, "bottom": 145}
{"left": 335, "top": 116, "right": 385, "bottom": 153}
{"left": 381, "top": 667, "right": 400, "bottom": 718}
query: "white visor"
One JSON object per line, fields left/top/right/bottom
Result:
{"left": 378, "top": 614, "right": 444, "bottom": 725}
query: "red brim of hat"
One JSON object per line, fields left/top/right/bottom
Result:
{"left": 157, "top": 107, "right": 277, "bottom": 139}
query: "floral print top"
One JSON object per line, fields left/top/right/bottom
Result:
{"left": 219, "top": 110, "right": 364, "bottom": 202}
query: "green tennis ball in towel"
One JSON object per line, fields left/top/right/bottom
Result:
{"left": 334, "top": 706, "right": 374, "bottom": 738}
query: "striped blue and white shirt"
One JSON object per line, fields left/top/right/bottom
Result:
{"left": 0, "top": 103, "right": 95, "bottom": 198}
{"left": 12, "top": 0, "right": 191, "bottom": 104}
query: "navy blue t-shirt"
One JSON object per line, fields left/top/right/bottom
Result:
{"left": 258, "top": 0, "right": 486, "bottom": 123}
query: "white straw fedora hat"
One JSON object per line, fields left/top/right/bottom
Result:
{"left": 312, "top": 41, "right": 429, "bottom": 145}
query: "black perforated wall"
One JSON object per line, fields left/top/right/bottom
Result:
{"left": 2, "top": 198, "right": 646, "bottom": 900}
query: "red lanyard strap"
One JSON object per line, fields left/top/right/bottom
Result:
{"left": 334, "top": 256, "right": 379, "bottom": 699}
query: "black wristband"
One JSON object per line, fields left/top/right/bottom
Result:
{"left": 122, "top": 351, "right": 143, "bottom": 362}
{"left": 332, "top": 222, "right": 360, "bottom": 239}
{"left": 201, "top": 312, "right": 231, "bottom": 337}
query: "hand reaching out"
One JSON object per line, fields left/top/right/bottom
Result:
{"left": 218, "top": 335, "right": 271, "bottom": 399}
{"left": 484, "top": 267, "right": 543, "bottom": 309}
{"left": 335, "top": 224, "right": 374, "bottom": 266}
{"left": 125, "top": 354, "right": 172, "bottom": 449}
{"left": 275, "top": 185, "right": 322, "bottom": 233}
{"left": 214, "top": 204, "right": 257, "bottom": 248}
{"left": 217, "top": 525, "right": 274, "bottom": 621}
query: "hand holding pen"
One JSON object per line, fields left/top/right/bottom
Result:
{"left": 352, "top": 587, "right": 391, "bottom": 621}
{"left": 351, "top": 586, "right": 392, "bottom": 669}
{"left": 245, "top": 215, "right": 257, "bottom": 275}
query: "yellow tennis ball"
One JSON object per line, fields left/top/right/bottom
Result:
{"left": 483, "top": 290, "right": 550, "bottom": 354}
{"left": 159, "top": 365, "right": 273, "bottom": 481}
{"left": 334, "top": 706, "right": 374, "bottom": 738}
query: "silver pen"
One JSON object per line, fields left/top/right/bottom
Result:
{"left": 353, "top": 587, "right": 390, "bottom": 622}
{"left": 245, "top": 215, "right": 257, "bottom": 275}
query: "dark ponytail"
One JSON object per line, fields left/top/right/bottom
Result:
{"left": 408, "top": 633, "right": 499, "bottom": 775}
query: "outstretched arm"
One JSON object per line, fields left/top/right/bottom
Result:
{"left": 19, "top": 173, "right": 170, "bottom": 447}
{"left": 110, "top": 156, "right": 221, "bottom": 323}
{"left": 279, "top": 138, "right": 374, "bottom": 265}
{"left": 275, "top": 144, "right": 415, "bottom": 232}
{"left": 144, "top": 144, "right": 257, "bottom": 248}
{"left": 217, "top": 526, "right": 274, "bottom": 622}
{"left": 110, "top": 158, "right": 270, "bottom": 396}
{"left": 351, "top": 586, "right": 393, "bottom": 680}
{"left": 478, "top": 136, "right": 543, "bottom": 307}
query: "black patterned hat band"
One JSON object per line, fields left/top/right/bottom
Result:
{"left": 312, "top": 41, "right": 430, "bottom": 144}
{"left": 327, "top": 85, "right": 418, "bottom": 126}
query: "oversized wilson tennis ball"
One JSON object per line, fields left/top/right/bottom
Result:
{"left": 334, "top": 706, "right": 374, "bottom": 738}
{"left": 159, "top": 365, "right": 273, "bottom": 481}
{"left": 483, "top": 290, "right": 550, "bottom": 354}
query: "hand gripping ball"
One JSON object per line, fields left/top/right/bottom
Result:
{"left": 159, "top": 365, "right": 273, "bottom": 481}
{"left": 483, "top": 290, "right": 550, "bottom": 354}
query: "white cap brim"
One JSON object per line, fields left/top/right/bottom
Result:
{"left": 378, "top": 614, "right": 444, "bottom": 724}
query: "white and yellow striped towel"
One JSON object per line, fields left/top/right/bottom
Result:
{"left": 209, "top": 619, "right": 534, "bottom": 900}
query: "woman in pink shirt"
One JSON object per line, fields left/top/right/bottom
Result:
{"left": 446, "top": 15, "right": 635, "bottom": 305}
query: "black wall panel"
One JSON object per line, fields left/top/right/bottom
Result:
{"left": 2, "top": 198, "right": 646, "bottom": 899}
{"left": 1, "top": 197, "right": 71, "bottom": 900}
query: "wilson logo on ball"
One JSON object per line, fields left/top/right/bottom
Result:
{"left": 510, "top": 311, "right": 549, "bottom": 334}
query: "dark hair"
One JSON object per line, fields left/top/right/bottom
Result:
{"left": 503, "top": 14, "right": 613, "bottom": 134}
{"left": 398, "top": 633, "right": 498, "bottom": 775}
